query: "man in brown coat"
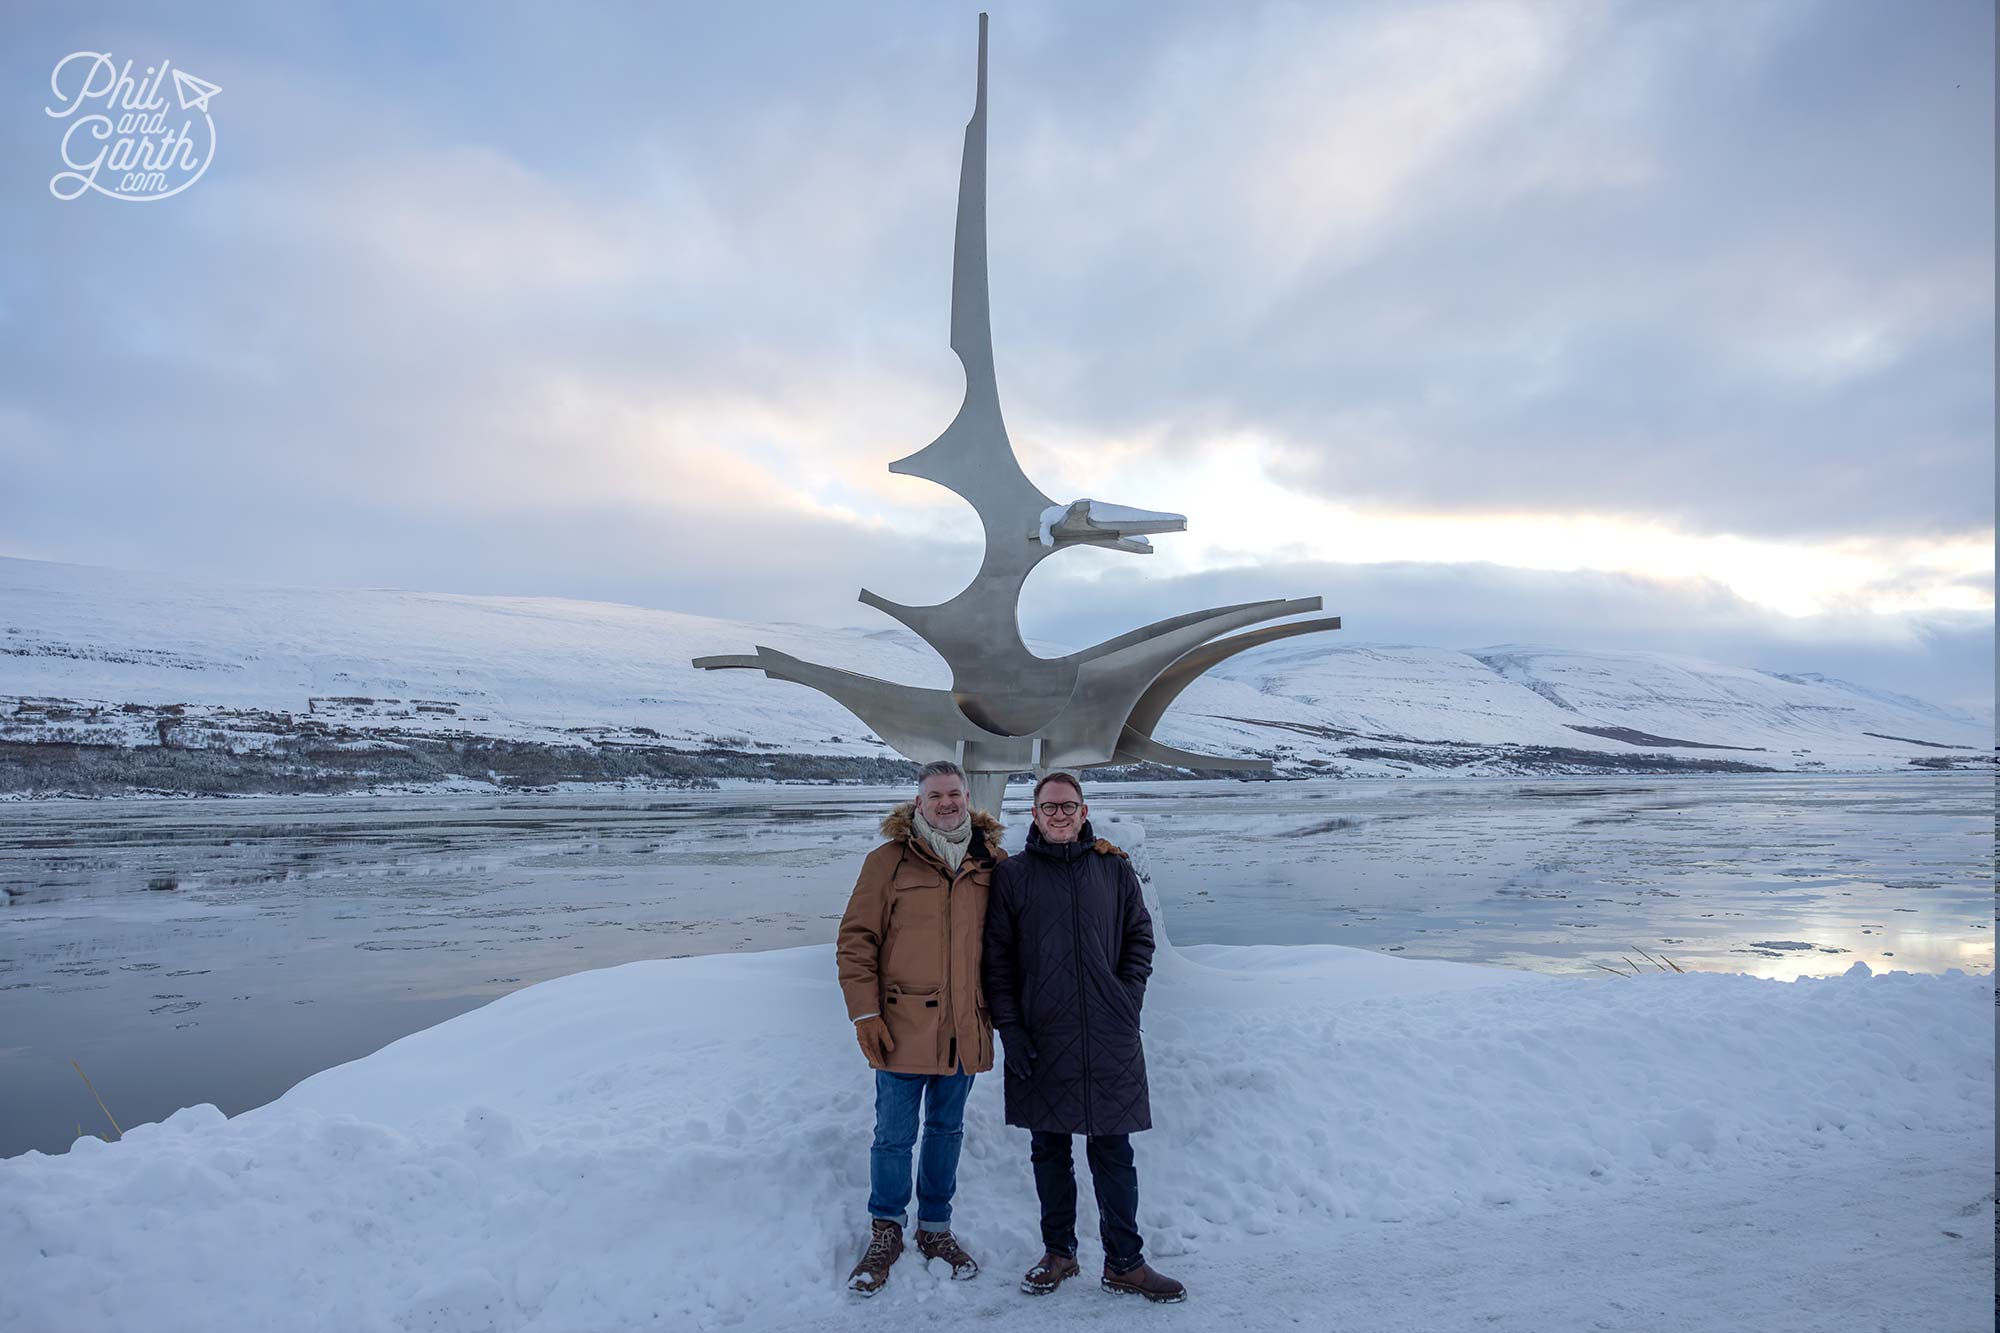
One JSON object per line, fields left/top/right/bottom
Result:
{"left": 836, "top": 759, "right": 1006, "bottom": 1295}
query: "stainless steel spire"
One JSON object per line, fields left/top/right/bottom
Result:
{"left": 695, "top": 12, "right": 1340, "bottom": 814}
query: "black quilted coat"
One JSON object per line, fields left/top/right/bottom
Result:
{"left": 982, "top": 820, "right": 1155, "bottom": 1135}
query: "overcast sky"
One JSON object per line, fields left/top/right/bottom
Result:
{"left": 3, "top": 1, "right": 1993, "bottom": 710}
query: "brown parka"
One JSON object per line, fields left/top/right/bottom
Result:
{"left": 835, "top": 801, "right": 1006, "bottom": 1076}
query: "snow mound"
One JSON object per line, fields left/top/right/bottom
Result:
{"left": 2, "top": 929, "right": 1988, "bottom": 1330}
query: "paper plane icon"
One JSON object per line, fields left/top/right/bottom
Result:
{"left": 172, "top": 68, "right": 221, "bottom": 113}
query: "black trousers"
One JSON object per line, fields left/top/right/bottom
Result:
{"left": 1028, "top": 1130, "right": 1144, "bottom": 1271}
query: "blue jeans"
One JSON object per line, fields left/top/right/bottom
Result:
{"left": 868, "top": 1069, "right": 973, "bottom": 1230}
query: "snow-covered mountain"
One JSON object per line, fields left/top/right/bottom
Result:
{"left": 0, "top": 556, "right": 1988, "bottom": 789}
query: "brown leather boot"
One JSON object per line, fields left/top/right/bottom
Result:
{"left": 1020, "top": 1250, "right": 1081, "bottom": 1295}
{"left": 846, "top": 1219, "right": 903, "bottom": 1295}
{"left": 914, "top": 1228, "right": 980, "bottom": 1280}
{"left": 1102, "top": 1260, "right": 1186, "bottom": 1303}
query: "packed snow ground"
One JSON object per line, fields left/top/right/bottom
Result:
{"left": 3, "top": 827, "right": 1991, "bottom": 1332}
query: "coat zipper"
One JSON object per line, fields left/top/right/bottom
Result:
{"left": 1069, "top": 851, "right": 1094, "bottom": 1134}
{"left": 941, "top": 849, "right": 955, "bottom": 1072}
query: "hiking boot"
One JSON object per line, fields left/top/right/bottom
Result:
{"left": 1020, "top": 1250, "right": 1081, "bottom": 1295}
{"left": 846, "top": 1219, "right": 903, "bottom": 1296}
{"left": 1102, "top": 1260, "right": 1186, "bottom": 1303}
{"left": 915, "top": 1227, "right": 980, "bottom": 1280}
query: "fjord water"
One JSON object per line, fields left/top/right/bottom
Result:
{"left": 1, "top": 773, "right": 1989, "bottom": 1158}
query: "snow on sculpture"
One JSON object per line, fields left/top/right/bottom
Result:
{"left": 1036, "top": 500, "right": 1186, "bottom": 551}
{"left": 694, "top": 12, "right": 1340, "bottom": 814}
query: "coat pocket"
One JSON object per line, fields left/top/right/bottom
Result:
{"left": 1094, "top": 969, "right": 1144, "bottom": 1032}
{"left": 882, "top": 878, "right": 945, "bottom": 991}
{"left": 880, "top": 984, "right": 944, "bottom": 1065}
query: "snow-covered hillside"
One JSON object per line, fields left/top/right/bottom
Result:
{"left": 0, "top": 556, "right": 1988, "bottom": 786}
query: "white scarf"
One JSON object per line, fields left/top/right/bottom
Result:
{"left": 912, "top": 806, "right": 972, "bottom": 873}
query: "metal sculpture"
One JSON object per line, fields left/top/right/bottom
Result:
{"left": 695, "top": 13, "right": 1340, "bottom": 814}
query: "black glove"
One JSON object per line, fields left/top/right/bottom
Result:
{"left": 999, "top": 1026, "right": 1037, "bottom": 1078}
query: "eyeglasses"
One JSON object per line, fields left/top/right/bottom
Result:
{"left": 1036, "top": 801, "right": 1081, "bottom": 816}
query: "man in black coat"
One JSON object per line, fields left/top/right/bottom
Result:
{"left": 983, "top": 771, "right": 1187, "bottom": 1304}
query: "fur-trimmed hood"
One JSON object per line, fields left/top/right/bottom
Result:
{"left": 880, "top": 799, "right": 1004, "bottom": 847}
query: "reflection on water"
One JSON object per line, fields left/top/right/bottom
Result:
{"left": 1126, "top": 775, "right": 1993, "bottom": 984}
{"left": 0, "top": 773, "right": 1989, "bottom": 1157}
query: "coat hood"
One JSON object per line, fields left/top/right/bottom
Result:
{"left": 880, "top": 800, "right": 1004, "bottom": 847}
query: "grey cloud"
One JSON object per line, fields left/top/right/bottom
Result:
{"left": 0, "top": 0, "right": 1988, "bottom": 709}
{"left": 7, "top": 2, "right": 1989, "bottom": 541}
{"left": 980, "top": 0, "right": 1994, "bottom": 539}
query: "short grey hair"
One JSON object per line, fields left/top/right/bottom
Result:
{"left": 916, "top": 760, "right": 967, "bottom": 788}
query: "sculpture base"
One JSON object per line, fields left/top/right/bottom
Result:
{"left": 967, "top": 770, "right": 1008, "bottom": 820}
